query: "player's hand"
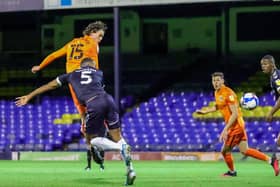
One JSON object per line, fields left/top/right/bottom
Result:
{"left": 219, "top": 129, "right": 228, "bottom": 142}
{"left": 266, "top": 113, "right": 273, "bottom": 122}
{"left": 80, "top": 123, "right": 86, "bottom": 136}
{"left": 277, "top": 134, "right": 280, "bottom": 146}
{"left": 195, "top": 109, "right": 206, "bottom": 114}
{"left": 15, "top": 96, "right": 30, "bottom": 107}
{"left": 31, "top": 66, "right": 40, "bottom": 73}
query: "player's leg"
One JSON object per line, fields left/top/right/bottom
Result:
{"left": 268, "top": 132, "right": 280, "bottom": 172}
{"left": 239, "top": 140, "right": 269, "bottom": 161}
{"left": 68, "top": 84, "right": 89, "bottom": 169}
{"left": 221, "top": 142, "right": 236, "bottom": 177}
{"left": 236, "top": 129, "right": 279, "bottom": 176}
{"left": 87, "top": 93, "right": 136, "bottom": 185}
{"left": 86, "top": 95, "right": 129, "bottom": 172}
{"left": 274, "top": 133, "right": 280, "bottom": 163}
{"left": 221, "top": 132, "right": 247, "bottom": 176}
{"left": 109, "top": 128, "right": 134, "bottom": 169}
{"left": 239, "top": 140, "right": 279, "bottom": 176}
{"left": 90, "top": 130, "right": 136, "bottom": 185}
{"left": 85, "top": 132, "right": 105, "bottom": 171}
{"left": 222, "top": 130, "right": 252, "bottom": 176}
{"left": 238, "top": 130, "right": 268, "bottom": 161}
{"left": 92, "top": 127, "right": 110, "bottom": 171}
{"left": 91, "top": 145, "right": 105, "bottom": 170}
{"left": 105, "top": 93, "right": 136, "bottom": 185}
{"left": 85, "top": 145, "right": 92, "bottom": 171}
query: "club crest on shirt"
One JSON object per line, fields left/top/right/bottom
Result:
{"left": 229, "top": 95, "right": 235, "bottom": 101}
{"left": 219, "top": 96, "right": 224, "bottom": 101}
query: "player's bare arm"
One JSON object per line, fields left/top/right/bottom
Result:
{"left": 195, "top": 105, "right": 217, "bottom": 114}
{"left": 267, "top": 92, "right": 280, "bottom": 122}
{"left": 15, "top": 79, "right": 59, "bottom": 107}
{"left": 219, "top": 103, "right": 238, "bottom": 142}
{"left": 80, "top": 112, "right": 87, "bottom": 136}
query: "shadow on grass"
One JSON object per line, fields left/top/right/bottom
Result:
{"left": 74, "top": 177, "right": 119, "bottom": 185}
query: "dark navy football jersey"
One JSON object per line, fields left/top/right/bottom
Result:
{"left": 270, "top": 69, "right": 280, "bottom": 99}
{"left": 56, "top": 66, "right": 105, "bottom": 104}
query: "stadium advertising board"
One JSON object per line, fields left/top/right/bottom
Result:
{"left": 0, "top": 0, "right": 268, "bottom": 12}
{"left": 0, "top": 0, "right": 43, "bottom": 12}
{"left": 43, "top": 0, "right": 249, "bottom": 9}
{"left": 18, "top": 151, "right": 222, "bottom": 161}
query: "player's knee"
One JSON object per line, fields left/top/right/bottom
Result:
{"left": 221, "top": 150, "right": 227, "bottom": 155}
{"left": 86, "top": 144, "right": 91, "bottom": 150}
{"left": 277, "top": 138, "right": 280, "bottom": 146}
{"left": 239, "top": 147, "right": 247, "bottom": 154}
{"left": 221, "top": 147, "right": 231, "bottom": 155}
{"left": 108, "top": 127, "right": 122, "bottom": 142}
{"left": 240, "top": 151, "right": 246, "bottom": 155}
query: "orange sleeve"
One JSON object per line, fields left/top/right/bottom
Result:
{"left": 39, "top": 45, "right": 67, "bottom": 70}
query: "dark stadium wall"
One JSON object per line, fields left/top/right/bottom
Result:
{"left": 0, "top": 3, "right": 280, "bottom": 97}
{"left": 41, "top": 11, "right": 140, "bottom": 55}
{"left": 1, "top": 4, "right": 280, "bottom": 57}
{"left": 41, "top": 10, "right": 219, "bottom": 55}
{"left": 39, "top": 4, "right": 280, "bottom": 57}
{"left": 229, "top": 6, "right": 280, "bottom": 55}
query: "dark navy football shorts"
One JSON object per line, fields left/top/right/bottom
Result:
{"left": 85, "top": 93, "right": 120, "bottom": 136}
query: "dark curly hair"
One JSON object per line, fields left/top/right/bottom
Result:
{"left": 83, "top": 21, "right": 107, "bottom": 36}
{"left": 261, "top": 54, "right": 275, "bottom": 65}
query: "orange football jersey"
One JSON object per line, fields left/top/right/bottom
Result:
{"left": 214, "top": 85, "right": 245, "bottom": 135}
{"left": 39, "top": 35, "right": 99, "bottom": 73}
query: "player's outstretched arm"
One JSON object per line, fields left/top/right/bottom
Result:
{"left": 195, "top": 106, "right": 217, "bottom": 115}
{"left": 31, "top": 46, "right": 67, "bottom": 73}
{"left": 15, "top": 79, "right": 59, "bottom": 107}
{"left": 267, "top": 96, "right": 280, "bottom": 122}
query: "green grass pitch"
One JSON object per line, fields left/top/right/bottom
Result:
{"left": 0, "top": 160, "right": 278, "bottom": 187}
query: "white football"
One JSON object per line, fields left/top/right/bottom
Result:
{"left": 240, "top": 92, "right": 259, "bottom": 110}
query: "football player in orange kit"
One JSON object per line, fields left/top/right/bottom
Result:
{"left": 196, "top": 72, "right": 279, "bottom": 176}
{"left": 32, "top": 21, "right": 106, "bottom": 116}
{"left": 31, "top": 21, "right": 107, "bottom": 171}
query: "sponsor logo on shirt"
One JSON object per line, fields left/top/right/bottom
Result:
{"left": 276, "top": 79, "right": 280, "bottom": 86}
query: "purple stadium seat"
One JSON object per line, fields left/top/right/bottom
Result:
{"left": 1, "top": 92, "right": 279, "bottom": 152}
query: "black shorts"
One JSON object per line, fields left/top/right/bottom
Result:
{"left": 85, "top": 93, "right": 120, "bottom": 136}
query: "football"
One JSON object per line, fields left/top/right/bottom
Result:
{"left": 240, "top": 92, "right": 259, "bottom": 110}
